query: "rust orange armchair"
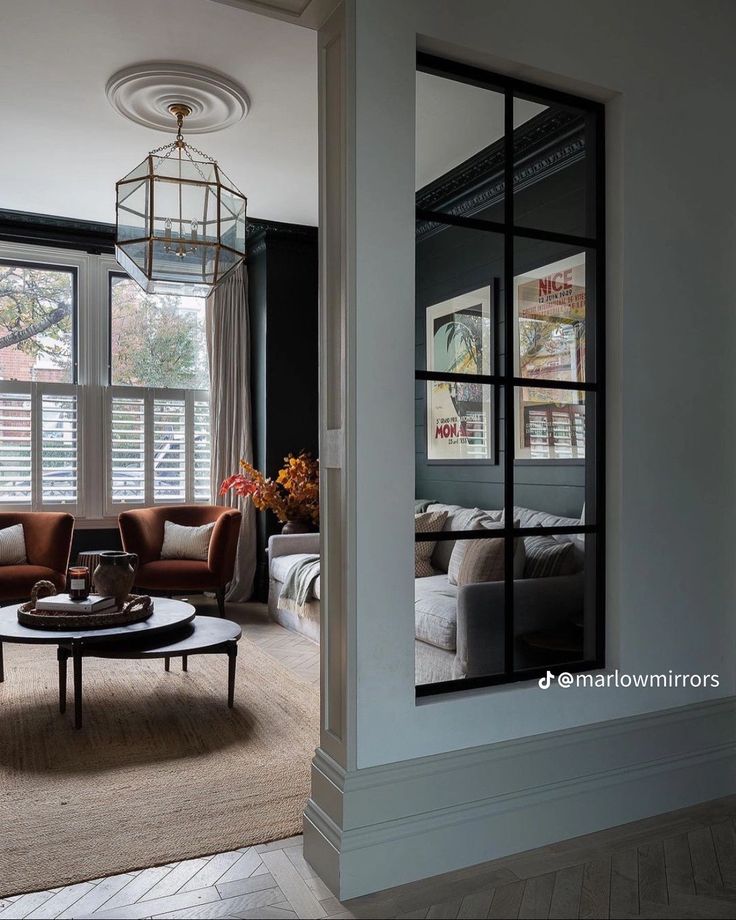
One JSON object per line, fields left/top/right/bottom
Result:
{"left": 118, "top": 505, "right": 241, "bottom": 616}
{"left": 0, "top": 511, "right": 74, "bottom": 602}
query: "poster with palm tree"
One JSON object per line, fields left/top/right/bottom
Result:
{"left": 425, "top": 286, "right": 492, "bottom": 461}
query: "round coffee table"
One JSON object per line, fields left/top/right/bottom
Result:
{"left": 0, "top": 598, "right": 195, "bottom": 728}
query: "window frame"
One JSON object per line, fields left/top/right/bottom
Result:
{"left": 0, "top": 241, "right": 212, "bottom": 525}
{"left": 415, "top": 52, "right": 605, "bottom": 698}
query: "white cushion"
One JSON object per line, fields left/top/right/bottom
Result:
{"left": 0, "top": 523, "right": 27, "bottom": 565}
{"left": 414, "top": 574, "right": 458, "bottom": 650}
{"left": 160, "top": 520, "right": 215, "bottom": 561}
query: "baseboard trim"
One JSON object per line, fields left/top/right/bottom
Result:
{"left": 304, "top": 697, "right": 736, "bottom": 899}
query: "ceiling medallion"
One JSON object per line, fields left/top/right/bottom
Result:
{"left": 106, "top": 62, "right": 249, "bottom": 134}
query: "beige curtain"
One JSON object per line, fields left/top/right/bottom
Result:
{"left": 206, "top": 265, "right": 256, "bottom": 601}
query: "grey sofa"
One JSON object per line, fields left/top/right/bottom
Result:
{"left": 267, "top": 502, "right": 585, "bottom": 683}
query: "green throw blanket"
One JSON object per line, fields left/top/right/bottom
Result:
{"left": 279, "top": 553, "right": 320, "bottom": 618}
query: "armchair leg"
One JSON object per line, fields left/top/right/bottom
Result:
{"left": 215, "top": 587, "right": 226, "bottom": 617}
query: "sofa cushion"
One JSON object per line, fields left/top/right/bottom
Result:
{"left": 135, "top": 560, "right": 216, "bottom": 590}
{"left": 415, "top": 510, "right": 447, "bottom": 577}
{"left": 415, "top": 574, "right": 458, "bottom": 650}
{"left": 447, "top": 517, "right": 503, "bottom": 585}
{"left": 524, "top": 536, "right": 578, "bottom": 578}
{"left": 0, "top": 564, "right": 65, "bottom": 601}
{"left": 427, "top": 504, "right": 502, "bottom": 572}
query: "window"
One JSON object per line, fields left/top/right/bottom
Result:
{"left": 0, "top": 261, "right": 78, "bottom": 510}
{"left": 415, "top": 54, "right": 604, "bottom": 695}
{"left": 0, "top": 246, "right": 211, "bottom": 522}
{"left": 106, "top": 276, "right": 210, "bottom": 512}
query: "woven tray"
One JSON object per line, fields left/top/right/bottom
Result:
{"left": 17, "top": 595, "right": 153, "bottom": 631}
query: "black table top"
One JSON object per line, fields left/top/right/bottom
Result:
{"left": 0, "top": 598, "right": 195, "bottom": 644}
{"left": 83, "top": 615, "right": 242, "bottom": 657}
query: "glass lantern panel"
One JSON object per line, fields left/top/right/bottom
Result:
{"left": 151, "top": 154, "right": 218, "bottom": 185}
{"left": 150, "top": 239, "right": 218, "bottom": 286}
{"left": 219, "top": 187, "right": 247, "bottom": 255}
{"left": 216, "top": 165, "right": 243, "bottom": 197}
{"left": 215, "top": 245, "right": 244, "bottom": 283}
{"left": 151, "top": 178, "right": 216, "bottom": 248}
{"left": 120, "top": 157, "right": 151, "bottom": 184}
{"left": 116, "top": 240, "right": 150, "bottom": 288}
{"left": 116, "top": 179, "right": 148, "bottom": 241}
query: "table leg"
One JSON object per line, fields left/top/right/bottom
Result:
{"left": 57, "top": 646, "right": 69, "bottom": 714}
{"left": 0, "top": 640, "right": 4, "bottom": 683}
{"left": 72, "top": 641, "right": 83, "bottom": 730}
{"left": 182, "top": 654, "right": 188, "bottom": 672}
{"left": 227, "top": 641, "right": 237, "bottom": 708}
{"left": 164, "top": 656, "right": 170, "bottom": 672}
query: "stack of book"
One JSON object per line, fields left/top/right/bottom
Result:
{"left": 35, "top": 594, "right": 117, "bottom": 614}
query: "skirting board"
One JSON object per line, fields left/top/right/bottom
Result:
{"left": 303, "top": 697, "right": 736, "bottom": 899}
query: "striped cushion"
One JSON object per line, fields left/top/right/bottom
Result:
{"left": 415, "top": 510, "right": 447, "bottom": 578}
{"left": 524, "top": 536, "right": 576, "bottom": 578}
{"left": 0, "top": 523, "right": 27, "bottom": 565}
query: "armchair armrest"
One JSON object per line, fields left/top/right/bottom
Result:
{"left": 207, "top": 509, "right": 242, "bottom": 582}
{"left": 455, "top": 573, "right": 584, "bottom": 679}
{"left": 23, "top": 512, "right": 74, "bottom": 575}
{"left": 268, "top": 533, "right": 320, "bottom": 560}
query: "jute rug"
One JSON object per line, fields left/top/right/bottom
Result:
{"left": 0, "top": 636, "right": 319, "bottom": 897}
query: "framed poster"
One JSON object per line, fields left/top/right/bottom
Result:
{"left": 425, "top": 286, "right": 493, "bottom": 462}
{"left": 514, "top": 253, "right": 586, "bottom": 460}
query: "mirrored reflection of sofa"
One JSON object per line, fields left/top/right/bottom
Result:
{"left": 267, "top": 503, "right": 585, "bottom": 683}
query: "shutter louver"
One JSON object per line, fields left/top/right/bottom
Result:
{"left": 0, "top": 392, "right": 32, "bottom": 504}
{"left": 153, "top": 398, "right": 186, "bottom": 502}
{"left": 42, "top": 392, "right": 78, "bottom": 504}
{"left": 111, "top": 396, "right": 145, "bottom": 503}
{"left": 193, "top": 399, "right": 211, "bottom": 502}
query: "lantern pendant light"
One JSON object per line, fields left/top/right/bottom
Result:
{"left": 115, "top": 103, "right": 247, "bottom": 297}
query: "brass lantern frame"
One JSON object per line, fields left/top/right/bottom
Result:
{"left": 115, "top": 104, "right": 247, "bottom": 296}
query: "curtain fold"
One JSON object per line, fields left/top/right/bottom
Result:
{"left": 206, "top": 265, "right": 256, "bottom": 601}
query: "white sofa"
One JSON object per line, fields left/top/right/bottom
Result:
{"left": 268, "top": 502, "right": 585, "bottom": 683}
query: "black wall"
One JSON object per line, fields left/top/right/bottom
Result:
{"left": 415, "top": 161, "right": 590, "bottom": 520}
{"left": 249, "top": 226, "right": 319, "bottom": 597}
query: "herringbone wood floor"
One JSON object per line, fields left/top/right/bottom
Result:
{"left": 2, "top": 601, "right": 734, "bottom": 919}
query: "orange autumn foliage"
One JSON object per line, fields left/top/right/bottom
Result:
{"left": 220, "top": 452, "right": 319, "bottom": 526}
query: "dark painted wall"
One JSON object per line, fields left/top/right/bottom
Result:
{"left": 415, "top": 162, "right": 591, "bottom": 520}
{"left": 249, "top": 227, "right": 319, "bottom": 597}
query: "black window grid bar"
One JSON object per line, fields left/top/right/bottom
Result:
{"left": 414, "top": 53, "right": 605, "bottom": 698}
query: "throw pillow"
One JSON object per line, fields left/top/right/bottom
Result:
{"left": 447, "top": 517, "right": 503, "bottom": 586}
{"left": 456, "top": 535, "right": 506, "bottom": 586}
{"left": 0, "top": 523, "right": 27, "bottom": 565}
{"left": 415, "top": 510, "right": 447, "bottom": 578}
{"left": 160, "top": 520, "right": 216, "bottom": 561}
{"left": 524, "top": 535, "right": 576, "bottom": 578}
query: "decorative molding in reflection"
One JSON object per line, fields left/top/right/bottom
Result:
{"left": 416, "top": 110, "right": 586, "bottom": 239}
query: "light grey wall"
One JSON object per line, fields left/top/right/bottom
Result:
{"left": 349, "top": 0, "right": 736, "bottom": 768}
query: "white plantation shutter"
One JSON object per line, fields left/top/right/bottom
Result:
{"left": 153, "top": 397, "right": 186, "bottom": 502}
{"left": 110, "top": 394, "right": 145, "bottom": 503}
{"left": 0, "top": 384, "right": 80, "bottom": 511}
{"left": 0, "top": 391, "right": 32, "bottom": 504}
{"left": 107, "top": 388, "right": 209, "bottom": 511}
{"left": 193, "top": 400, "right": 211, "bottom": 502}
{"left": 41, "top": 391, "right": 78, "bottom": 504}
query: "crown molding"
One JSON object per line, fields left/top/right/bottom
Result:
{"left": 416, "top": 108, "right": 585, "bottom": 240}
{"left": 0, "top": 209, "right": 316, "bottom": 257}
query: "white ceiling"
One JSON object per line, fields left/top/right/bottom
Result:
{"left": 0, "top": 0, "right": 318, "bottom": 226}
{"left": 0, "top": 2, "right": 550, "bottom": 229}
{"left": 416, "top": 71, "right": 547, "bottom": 190}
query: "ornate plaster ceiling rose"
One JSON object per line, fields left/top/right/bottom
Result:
{"left": 105, "top": 62, "right": 249, "bottom": 133}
